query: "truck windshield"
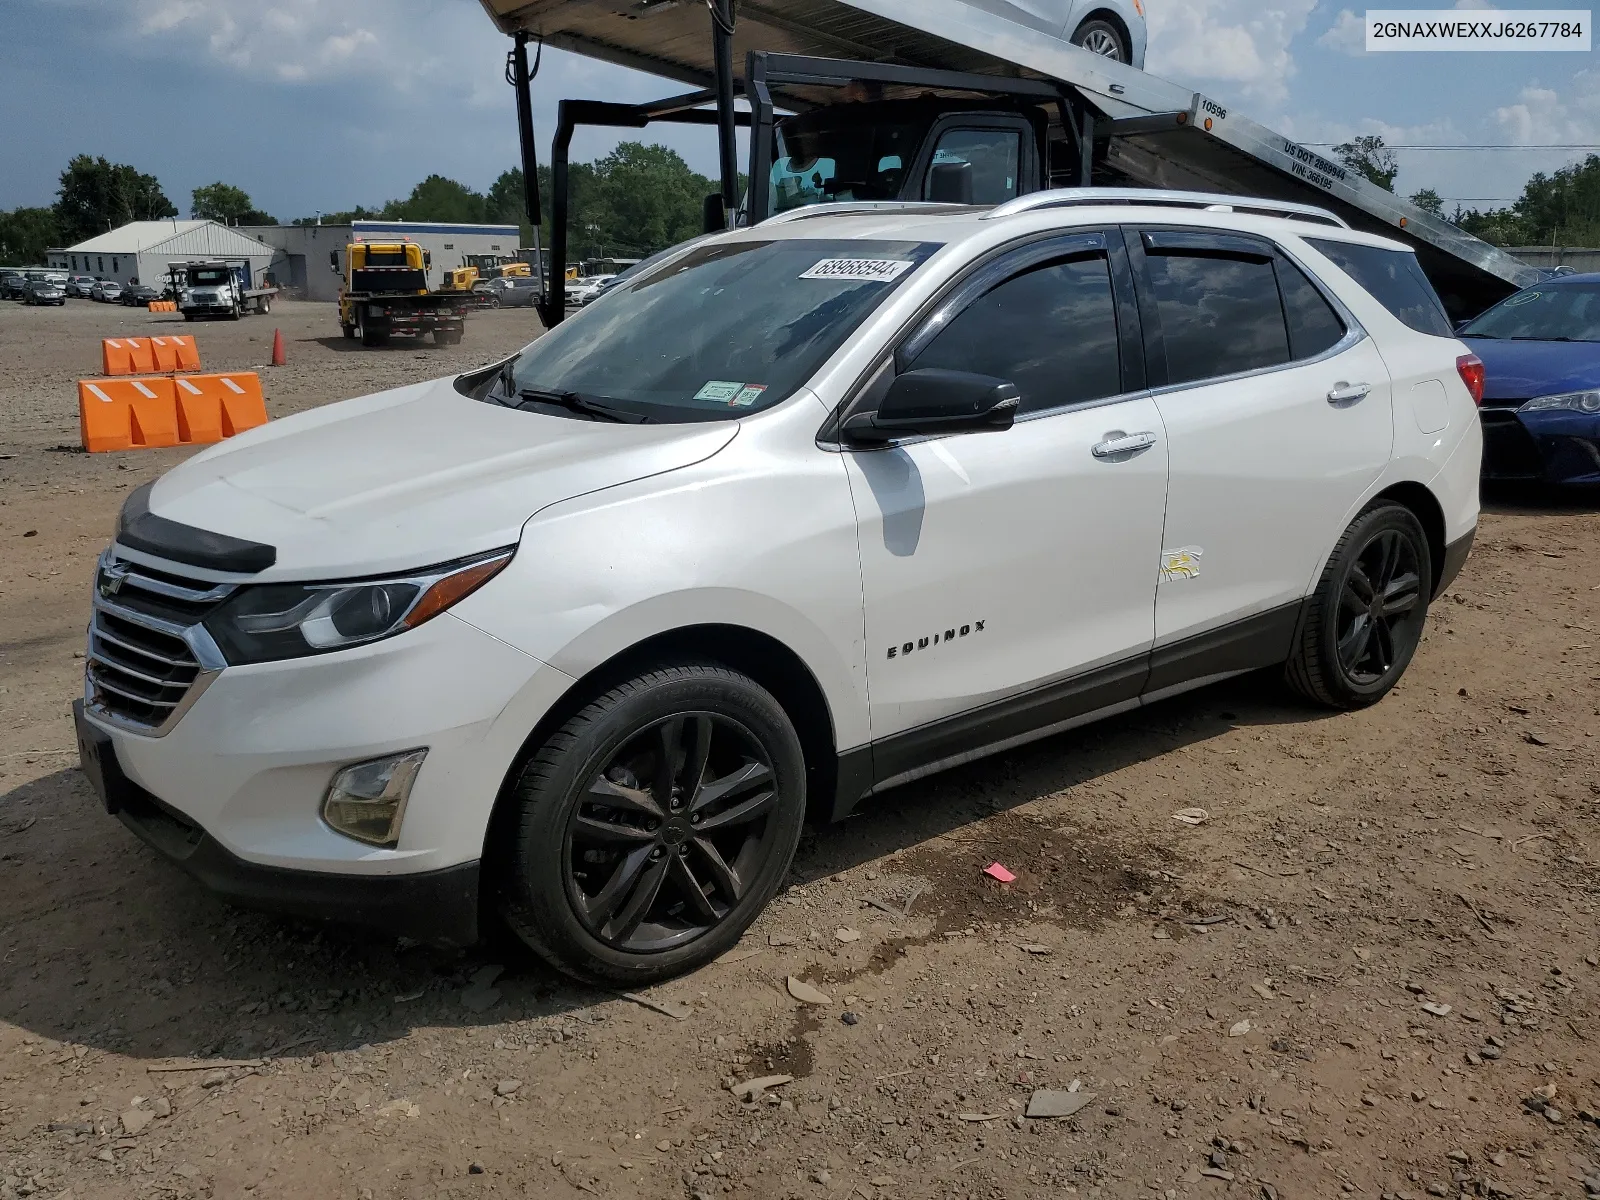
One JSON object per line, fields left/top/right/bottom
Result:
{"left": 189, "top": 268, "right": 230, "bottom": 286}
{"left": 1460, "top": 283, "right": 1600, "bottom": 342}
{"left": 769, "top": 113, "right": 927, "bottom": 214}
{"left": 497, "top": 238, "right": 939, "bottom": 422}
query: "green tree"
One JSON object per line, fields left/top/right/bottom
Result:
{"left": 1409, "top": 188, "right": 1443, "bottom": 217}
{"left": 54, "top": 155, "right": 177, "bottom": 243}
{"left": 191, "top": 181, "right": 275, "bottom": 226}
{"left": 383, "top": 175, "right": 488, "bottom": 224}
{"left": 0, "top": 207, "right": 61, "bottom": 265}
{"left": 1334, "top": 135, "right": 1399, "bottom": 192}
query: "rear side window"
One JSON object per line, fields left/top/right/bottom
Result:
{"left": 909, "top": 252, "right": 1122, "bottom": 414}
{"left": 1305, "top": 238, "right": 1452, "bottom": 337}
{"left": 1276, "top": 256, "right": 1347, "bottom": 360}
{"left": 1143, "top": 251, "right": 1289, "bottom": 386}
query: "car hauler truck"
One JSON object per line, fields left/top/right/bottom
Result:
{"left": 332, "top": 240, "right": 469, "bottom": 347}
{"left": 478, "top": 0, "right": 1535, "bottom": 329}
{"left": 168, "top": 259, "right": 278, "bottom": 320}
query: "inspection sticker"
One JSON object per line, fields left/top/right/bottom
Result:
{"left": 729, "top": 384, "right": 768, "bottom": 407}
{"left": 800, "top": 258, "right": 915, "bottom": 282}
{"left": 694, "top": 380, "right": 746, "bottom": 402}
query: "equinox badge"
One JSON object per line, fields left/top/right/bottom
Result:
{"left": 886, "top": 620, "right": 985, "bottom": 660}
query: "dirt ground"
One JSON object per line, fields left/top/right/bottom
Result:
{"left": 1, "top": 296, "right": 1599, "bottom": 1200}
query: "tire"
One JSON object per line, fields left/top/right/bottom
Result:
{"left": 341, "top": 323, "right": 356, "bottom": 340}
{"left": 1286, "top": 501, "right": 1433, "bottom": 710}
{"left": 361, "top": 327, "right": 388, "bottom": 347}
{"left": 1071, "top": 17, "right": 1129, "bottom": 62}
{"left": 434, "top": 328, "right": 462, "bottom": 346}
{"left": 498, "top": 663, "right": 807, "bottom": 986}
{"left": 229, "top": 303, "right": 242, "bottom": 321}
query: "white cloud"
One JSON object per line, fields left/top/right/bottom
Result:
{"left": 1317, "top": 10, "right": 1366, "bottom": 56}
{"left": 1495, "top": 70, "right": 1600, "bottom": 145}
{"left": 1145, "top": 0, "right": 1319, "bottom": 109}
{"left": 1454, "top": 0, "right": 1494, "bottom": 9}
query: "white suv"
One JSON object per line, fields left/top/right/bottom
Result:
{"left": 75, "top": 191, "right": 1482, "bottom": 984}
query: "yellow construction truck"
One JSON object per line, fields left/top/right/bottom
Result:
{"left": 330, "top": 240, "right": 469, "bottom": 347}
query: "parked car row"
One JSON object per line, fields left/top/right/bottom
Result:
{"left": 0, "top": 268, "right": 165, "bottom": 305}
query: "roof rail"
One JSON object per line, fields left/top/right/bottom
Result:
{"left": 760, "top": 201, "right": 971, "bottom": 226}
{"left": 982, "top": 188, "right": 1350, "bottom": 229}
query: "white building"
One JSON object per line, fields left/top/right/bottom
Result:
{"left": 238, "top": 220, "right": 523, "bottom": 302}
{"left": 48, "top": 220, "right": 277, "bottom": 290}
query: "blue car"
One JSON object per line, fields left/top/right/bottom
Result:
{"left": 1458, "top": 275, "right": 1600, "bottom": 486}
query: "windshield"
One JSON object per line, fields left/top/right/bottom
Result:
{"left": 497, "top": 238, "right": 939, "bottom": 422}
{"left": 769, "top": 115, "right": 927, "bottom": 215}
{"left": 189, "top": 268, "right": 231, "bottom": 286}
{"left": 1461, "top": 284, "right": 1600, "bottom": 341}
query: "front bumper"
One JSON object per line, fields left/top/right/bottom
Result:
{"left": 1480, "top": 407, "right": 1600, "bottom": 484}
{"left": 76, "top": 699, "right": 480, "bottom": 945}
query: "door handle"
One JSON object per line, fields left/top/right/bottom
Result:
{"left": 1327, "top": 381, "right": 1371, "bottom": 405}
{"left": 1092, "top": 431, "right": 1158, "bottom": 458}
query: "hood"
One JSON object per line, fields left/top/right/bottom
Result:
{"left": 140, "top": 375, "right": 739, "bottom": 580}
{"left": 1463, "top": 335, "right": 1600, "bottom": 402}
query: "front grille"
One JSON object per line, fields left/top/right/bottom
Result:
{"left": 1478, "top": 409, "right": 1544, "bottom": 480}
{"left": 87, "top": 555, "right": 234, "bottom": 733}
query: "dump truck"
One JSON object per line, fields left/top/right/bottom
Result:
{"left": 478, "top": 0, "right": 1536, "bottom": 328}
{"left": 331, "top": 241, "right": 468, "bottom": 347}
{"left": 169, "top": 259, "right": 278, "bottom": 320}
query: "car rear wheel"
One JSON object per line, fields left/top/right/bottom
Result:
{"left": 1287, "top": 501, "right": 1433, "bottom": 709}
{"left": 1071, "top": 17, "right": 1129, "bottom": 62}
{"left": 498, "top": 664, "right": 806, "bottom": 986}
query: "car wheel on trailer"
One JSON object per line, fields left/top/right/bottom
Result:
{"left": 1286, "top": 501, "right": 1433, "bottom": 710}
{"left": 1071, "top": 17, "right": 1129, "bottom": 62}
{"left": 497, "top": 663, "right": 807, "bottom": 986}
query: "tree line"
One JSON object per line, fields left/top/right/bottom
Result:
{"left": 0, "top": 144, "right": 720, "bottom": 266}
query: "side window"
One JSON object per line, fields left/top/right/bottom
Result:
{"left": 1275, "top": 256, "right": 1347, "bottom": 361}
{"left": 909, "top": 252, "right": 1122, "bottom": 415}
{"left": 1303, "top": 238, "right": 1453, "bottom": 337}
{"left": 923, "top": 128, "right": 1022, "bottom": 205}
{"left": 1143, "top": 249, "right": 1289, "bottom": 386}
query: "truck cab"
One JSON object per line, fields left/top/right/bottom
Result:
{"left": 766, "top": 97, "right": 1046, "bottom": 215}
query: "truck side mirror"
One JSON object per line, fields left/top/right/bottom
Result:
{"left": 928, "top": 161, "right": 975, "bottom": 205}
{"left": 703, "top": 192, "right": 728, "bottom": 234}
{"left": 328, "top": 251, "right": 338, "bottom": 271}
{"left": 424, "top": 251, "right": 432, "bottom": 268}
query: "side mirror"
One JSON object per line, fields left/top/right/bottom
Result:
{"left": 928, "top": 161, "right": 974, "bottom": 205}
{"left": 328, "top": 251, "right": 338, "bottom": 271}
{"left": 842, "top": 369, "right": 1019, "bottom": 443}
{"left": 424, "top": 250, "right": 432, "bottom": 268}
{"left": 703, "top": 192, "right": 728, "bottom": 234}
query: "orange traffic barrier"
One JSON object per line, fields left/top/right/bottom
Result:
{"left": 172, "top": 372, "right": 268, "bottom": 442}
{"left": 149, "top": 334, "right": 200, "bottom": 373}
{"left": 78, "top": 377, "right": 180, "bottom": 452}
{"left": 147, "top": 300, "right": 178, "bottom": 312}
{"left": 101, "top": 337, "right": 157, "bottom": 376}
{"left": 77, "top": 371, "right": 267, "bottom": 453}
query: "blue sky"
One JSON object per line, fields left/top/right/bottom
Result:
{"left": 2, "top": 0, "right": 1597, "bottom": 223}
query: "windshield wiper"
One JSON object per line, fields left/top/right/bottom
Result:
{"left": 516, "top": 387, "right": 651, "bottom": 424}
{"left": 1510, "top": 335, "right": 1581, "bottom": 341}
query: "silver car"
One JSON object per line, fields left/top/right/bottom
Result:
{"left": 91, "top": 280, "right": 123, "bottom": 302}
{"left": 994, "top": 0, "right": 1146, "bottom": 65}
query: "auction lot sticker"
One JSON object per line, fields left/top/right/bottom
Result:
{"left": 800, "top": 258, "right": 915, "bottom": 282}
{"left": 1366, "top": 10, "right": 1590, "bottom": 51}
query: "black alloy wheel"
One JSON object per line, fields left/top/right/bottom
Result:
{"left": 566, "top": 713, "right": 778, "bottom": 953}
{"left": 1287, "top": 501, "right": 1433, "bottom": 709}
{"left": 1335, "top": 528, "right": 1423, "bottom": 685}
{"left": 499, "top": 664, "right": 806, "bottom": 984}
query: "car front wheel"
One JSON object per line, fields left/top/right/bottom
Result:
{"left": 498, "top": 664, "right": 807, "bottom": 985}
{"left": 1071, "top": 17, "right": 1130, "bottom": 62}
{"left": 1287, "top": 501, "right": 1433, "bottom": 709}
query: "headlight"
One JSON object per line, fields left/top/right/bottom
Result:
{"left": 204, "top": 548, "right": 513, "bottom": 665}
{"left": 1519, "top": 390, "right": 1600, "bottom": 414}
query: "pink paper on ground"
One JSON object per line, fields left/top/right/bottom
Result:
{"left": 983, "top": 862, "right": 1017, "bottom": 883}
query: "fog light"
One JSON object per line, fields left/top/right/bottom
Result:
{"left": 321, "top": 749, "right": 427, "bottom": 847}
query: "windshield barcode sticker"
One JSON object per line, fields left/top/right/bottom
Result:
{"left": 800, "top": 258, "right": 915, "bottom": 282}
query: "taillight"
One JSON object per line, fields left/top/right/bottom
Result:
{"left": 1456, "top": 354, "right": 1485, "bottom": 406}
